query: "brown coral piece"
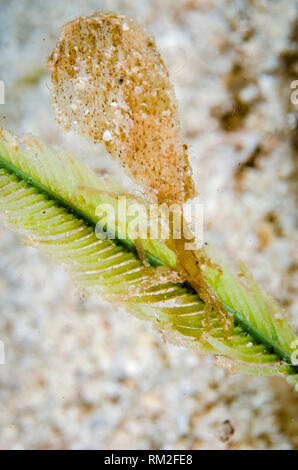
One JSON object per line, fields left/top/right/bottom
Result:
{"left": 48, "top": 12, "right": 195, "bottom": 205}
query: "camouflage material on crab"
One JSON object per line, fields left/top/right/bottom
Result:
{"left": 48, "top": 12, "right": 195, "bottom": 205}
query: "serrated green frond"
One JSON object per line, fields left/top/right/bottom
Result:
{"left": 0, "top": 129, "right": 175, "bottom": 268}
{"left": 206, "top": 257, "right": 296, "bottom": 353}
{"left": 0, "top": 130, "right": 297, "bottom": 388}
{"left": 204, "top": 252, "right": 298, "bottom": 384}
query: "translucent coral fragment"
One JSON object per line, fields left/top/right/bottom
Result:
{"left": 48, "top": 12, "right": 195, "bottom": 205}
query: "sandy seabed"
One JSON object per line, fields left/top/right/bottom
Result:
{"left": 0, "top": 0, "right": 297, "bottom": 450}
